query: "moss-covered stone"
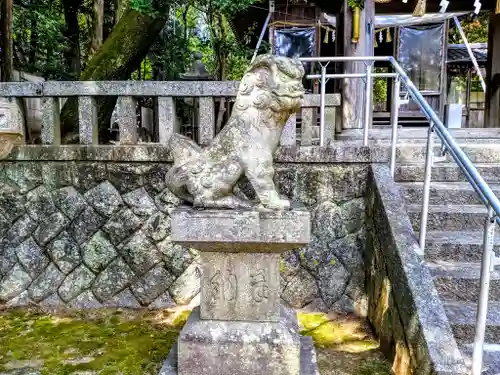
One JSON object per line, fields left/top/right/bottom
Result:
{"left": 0, "top": 307, "right": 187, "bottom": 375}
{"left": 298, "top": 311, "right": 393, "bottom": 375}
{"left": 0, "top": 308, "right": 392, "bottom": 375}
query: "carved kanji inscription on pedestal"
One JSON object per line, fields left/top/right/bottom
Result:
{"left": 201, "top": 252, "right": 280, "bottom": 321}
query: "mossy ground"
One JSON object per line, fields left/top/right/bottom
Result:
{"left": 298, "top": 311, "right": 393, "bottom": 375}
{"left": 0, "top": 307, "right": 392, "bottom": 375}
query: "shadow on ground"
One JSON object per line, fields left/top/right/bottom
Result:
{"left": 0, "top": 307, "right": 392, "bottom": 375}
{"left": 298, "top": 312, "right": 393, "bottom": 375}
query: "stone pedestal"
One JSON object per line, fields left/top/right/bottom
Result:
{"left": 159, "top": 206, "right": 319, "bottom": 375}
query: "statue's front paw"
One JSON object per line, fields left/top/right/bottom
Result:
{"left": 263, "top": 198, "right": 290, "bottom": 211}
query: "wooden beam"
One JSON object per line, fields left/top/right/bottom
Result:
{"left": 341, "top": 0, "right": 375, "bottom": 130}
{"left": 1, "top": 0, "right": 14, "bottom": 82}
{"left": 485, "top": 13, "right": 500, "bottom": 128}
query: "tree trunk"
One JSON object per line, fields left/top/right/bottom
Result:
{"left": 103, "top": 0, "right": 114, "bottom": 40}
{"left": 62, "top": 0, "right": 82, "bottom": 78}
{"left": 114, "top": 0, "right": 127, "bottom": 25}
{"left": 89, "top": 0, "right": 104, "bottom": 57}
{"left": 29, "top": 12, "right": 38, "bottom": 65}
{"left": 1, "top": 0, "right": 14, "bottom": 82}
{"left": 60, "top": 8, "right": 169, "bottom": 142}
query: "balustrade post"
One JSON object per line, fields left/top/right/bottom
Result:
{"left": 324, "top": 105, "right": 336, "bottom": 146}
{"left": 419, "top": 122, "right": 434, "bottom": 255}
{"left": 390, "top": 77, "right": 401, "bottom": 177}
{"left": 157, "top": 96, "right": 177, "bottom": 145}
{"left": 117, "top": 96, "right": 138, "bottom": 144}
{"left": 472, "top": 207, "right": 496, "bottom": 375}
{"left": 41, "top": 97, "right": 61, "bottom": 145}
{"left": 301, "top": 108, "right": 314, "bottom": 146}
{"left": 198, "top": 97, "right": 215, "bottom": 146}
{"left": 280, "top": 114, "right": 296, "bottom": 146}
{"left": 78, "top": 96, "right": 98, "bottom": 145}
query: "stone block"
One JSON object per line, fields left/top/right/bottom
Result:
{"left": 149, "top": 292, "right": 176, "bottom": 309}
{"left": 0, "top": 264, "right": 32, "bottom": 301}
{"left": 144, "top": 212, "right": 171, "bottom": 243}
{"left": 15, "top": 237, "right": 49, "bottom": 279}
{"left": 52, "top": 186, "right": 86, "bottom": 220}
{"left": 70, "top": 206, "right": 105, "bottom": 245}
{"left": 119, "top": 231, "right": 161, "bottom": 275}
{"left": 68, "top": 290, "right": 103, "bottom": 309}
{"left": 83, "top": 180, "right": 123, "bottom": 218}
{"left": 123, "top": 187, "right": 157, "bottom": 217}
{"left": 33, "top": 211, "right": 69, "bottom": 246}
{"left": 7, "top": 214, "right": 37, "bottom": 246}
{"left": 157, "top": 238, "right": 195, "bottom": 276}
{"left": 102, "top": 207, "right": 142, "bottom": 244}
{"left": 169, "top": 261, "right": 201, "bottom": 305}
{"left": 47, "top": 231, "right": 81, "bottom": 275}
{"left": 130, "top": 265, "right": 175, "bottom": 306}
{"left": 4, "top": 163, "right": 42, "bottom": 194}
{"left": 0, "top": 243, "right": 17, "bottom": 276}
{"left": 173, "top": 307, "right": 305, "bottom": 375}
{"left": 92, "top": 257, "right": 134, "bottom": 301}
{"left": 103, "top": 288, "right": 141, "bottom": 309}
{"left": 200, "top": 252, "right": 280, "bottom": 321}
{"left": 28, "top": 264, "right": 65, "bottom": 302}
{"left": 0, "top": 185, "right": 26, "bottom": 223}
{"left": 26, "top": 186, "right": 57, "bottom": 222}
{"left": 82, "top": 231, "right": 117, "bottom": 273}
{"left": 281, "top": 269, "right": 318, "bottom": 309}
{"left": 58, "top": 265, "right": 95, "bottom": 302}
{"left": 171, "top": 207, "right": 310, "bottom": 253}
{"left": 159, "top": 335, "right": 319, "bottom": 375}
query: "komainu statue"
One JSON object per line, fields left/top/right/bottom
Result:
{"left": 165, "top": 54, "right": 305, "bottom": 210}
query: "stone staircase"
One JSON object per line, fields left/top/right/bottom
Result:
{"left": 394, "top": 138, "right": 500, "bottom": 375}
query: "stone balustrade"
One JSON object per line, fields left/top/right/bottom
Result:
{"left": 0, "top": 81, "right": 341, "bottom": 146}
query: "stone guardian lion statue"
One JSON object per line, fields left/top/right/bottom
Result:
{"left": 165, "top": 54, "right": 305, "bottom": 210}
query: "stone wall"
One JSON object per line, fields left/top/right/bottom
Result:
{"left": 0, "top": 145, "right": 385, "bottom": 312}
{"left": 365, "top": 164, "right": 467, "bottom": 375}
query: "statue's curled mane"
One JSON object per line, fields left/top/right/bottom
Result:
{"left": 234, "top": 54, "right": 305, "bottom": 113}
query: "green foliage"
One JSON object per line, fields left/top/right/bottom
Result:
{"left": 12, "top": 0, "right": 260, "bottom": 81}
{"left": 372, "top": 68, "right": 388, "bottom": 108}
{"left": 449, "top": 13, "right": 489, "bottom": 44}
{"left": 147, "top": 0, "right": 261, "bottom": 81}
{"left": 0, "top": 308, "right": 187, "bottom": 375}
{"left": 347, "top": 0, "right": 364, "bottom": 9}
{"left": 12, "top": 0, "right": 68, "bottom": 78}
{"left": 131, "top": 0, "right": 154, "bottom": 13}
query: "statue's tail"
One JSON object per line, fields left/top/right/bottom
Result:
{"left": 165, "top": 133, "right": 203, "bottom": 204}
{"left": 168, "top": 133, "right": 202, "bottom": 166}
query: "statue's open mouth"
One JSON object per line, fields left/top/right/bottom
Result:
{"left": 272, "top": 90, "right": 305, "bottom": 99}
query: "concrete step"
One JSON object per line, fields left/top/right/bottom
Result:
{"left": 427, "top": 261, "right": 500, "bottom": 302}
{"left": 395, "top": 143, "right": 500, "bottom": 163}
{"left": 461, "top": 344, "right": 500, "bottom": 375}
{"left": 407, "top": 204, "right": 488, "bottom": 232}
{"left": 424, "top": 231, "right": 500, "bottom": 263}
{"left": 444, "top": 301, "right": 500, "bottom": 344}
{"left": 399, "top": 182, "right": 500, "bottom": 205}
{"left": 395, "top": 163, "right": 500, "bottom": 183}
{"left": 338, "top": 127, "right": 500, "bottom": 140}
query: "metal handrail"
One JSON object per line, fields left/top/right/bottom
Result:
{"left": 390, "top": 57, "right": 500, "bottom": 221}
{"left": 389, "top": 56, "right": 498, "bottom": 375}
{"left": 301, "top": 55, "right": 500, "bottom": 375}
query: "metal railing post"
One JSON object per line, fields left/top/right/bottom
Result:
{"left": 320, "top": 66, "right": 326, "bottom": 147}
{"left": 390, "top": 76, "right": 401, "bottom": 177}
{"left": 419, "top": 122, "right": 434, "bottom": 255}
{"left": 363, "top": 63, "right": 373, "bottom": 146}
{"left": 472, "top": 206, "right": 497, "bottom": 375}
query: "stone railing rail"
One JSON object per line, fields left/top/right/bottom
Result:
{"left": 0, "top": 81, "right": 340, "bottom": 147}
